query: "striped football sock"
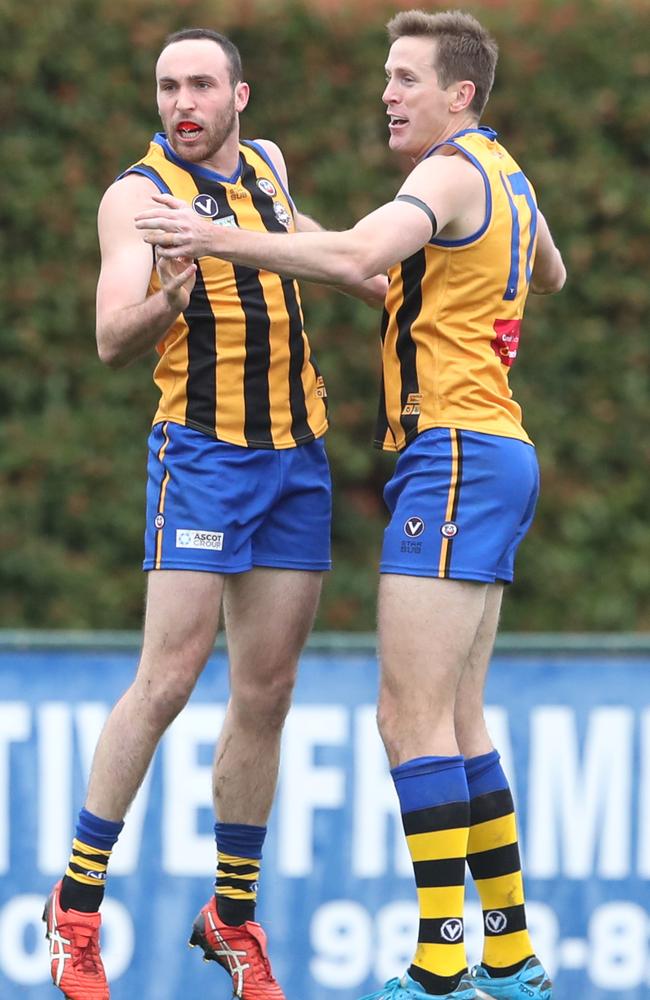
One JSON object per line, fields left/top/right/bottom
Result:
{"left": 465, "top": 750, "right": 534, "bottom": 975}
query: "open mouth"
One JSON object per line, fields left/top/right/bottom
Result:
{"left": 389, "top": 116, "right": 409, "bottom": 128}
{"left": 176, "top": 121, "right": 203, "bottom": 139}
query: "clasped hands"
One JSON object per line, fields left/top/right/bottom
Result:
{"left": 135, "top": 193, "right": 225, "bottom": 259}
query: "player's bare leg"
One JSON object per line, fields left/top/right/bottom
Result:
{"left": 190, "top": 567, "right": 322, "bottom": 1000}
{"left": 378, "top": 575, "right": 489, "bottom": 765}
{"left": 454, "top": 583, "right": 503, "bottom": 759}
{"left": 358, "top": 577, "right": 488, "bottom": 999}
{"left": 86, "top": 570, "right": 225, "bottom": 818}
{"left": 455, "top": 585, "right": 552, "bottom": 1000}
{"left": 216, "top": 567, "right": 322, "bottom": 823}
{"left": 45, "top": 571, "right": 224, "bottom": 1000}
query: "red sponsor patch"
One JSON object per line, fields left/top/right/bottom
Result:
{"left": 491, "top": 318, "right": 522, "bottom": 367}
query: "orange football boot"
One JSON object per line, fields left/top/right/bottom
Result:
{"left": 189, "top": 895, "right": 286, "bottom": 999}
{"left": 43, "top": 881, "right": 109, "bottom": 999}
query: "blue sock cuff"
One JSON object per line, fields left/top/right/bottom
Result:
{"left": 77, "top": 808, "right": 124, "bottom": 851}
{"left": 391, "top": 755, "right": 468, "bottom": 814}
{"left": 214, "top": 822, "right": 267, "bottom": 860}
{"left": 464, "top": 750, "right": 509, "bottom": 797}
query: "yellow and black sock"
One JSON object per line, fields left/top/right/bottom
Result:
{"left": 60, "top": 808, "right": 123, "bottom": 913}
{"left": 466, "top": 750, "right": 534, "bottom": 976}
{"left": 214, "top": 821, "right": 266, "bottom": 926}
{"left": 393, "top": 755, "right": 470, "bottom": 996}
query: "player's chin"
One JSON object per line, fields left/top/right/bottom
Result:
{"left": 169, "top": 137, "right": 206, "bottom": 161}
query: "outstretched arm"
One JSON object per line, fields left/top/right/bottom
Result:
{"left": 295, "top": 209, "right": 388, "bottom": 308}
{"left": 96, "top": 175, "right": 196, "bottom": 369}
{"left": 242, "top": 138, "right": 387, "bottom": 306}
{"left": 134, "top": 153, "right": 477, "bottom": 287}
{"left": 135, "top": 194, "right": 433, "bottom": 286}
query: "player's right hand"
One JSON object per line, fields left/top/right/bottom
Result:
{"left": 156, "top": 248, "right": 197, "bottom": 313}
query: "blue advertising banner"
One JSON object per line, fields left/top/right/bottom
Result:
{"left": 1, "top": 639, "right": 649, "bottom": 999}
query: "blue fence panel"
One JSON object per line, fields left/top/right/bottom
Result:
{"left": 1, "top": 641, "right": 649, "bottom": 999}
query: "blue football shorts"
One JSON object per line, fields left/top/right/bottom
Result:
{"left": 143, "top": 422, "right": 332, "bottom": 573}
{"left": 380, "top": 427, "right": 540, "bottom": 583}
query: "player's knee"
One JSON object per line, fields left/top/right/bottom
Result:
{"left": 141, "top": 672, "right": 196, "bottom": 729}
{"left": 233, "top": 672, "right": 295, "bottom": 730}
{"left": 376, "top": 696, "right": 401, "bottom": 760}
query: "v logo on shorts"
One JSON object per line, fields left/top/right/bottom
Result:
{"left": 404, "top": 516, "right": 425, "bottom": 538}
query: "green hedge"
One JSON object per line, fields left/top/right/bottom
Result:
{"left": 2, "top": 0, "right": 649, "bottom": 630}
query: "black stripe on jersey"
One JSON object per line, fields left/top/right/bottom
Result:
{"left": 239, "top": 155, "right": 312, "bottom": 444}
{"left": 182, "top": 177, "right": 235, "bottom": 433}
{"left": 483, "top": 904, "right": 528, "bottom": 936}
{"left": 467, "top": 842, "right": 522, "bottom": 880}
{"left": 469, "top": 788, "right": 515, "bottom": 825}
{"left": 402, "top": 800, "right": 470, "bottom": 836}
{"left": 281, "top": 277, "right": 314, "bottom": 443}
{"left": 239, "top": 154, "right": 289, "bottom": 235}
{"left": 184, "top": 261, "right": 217, "bottom": 432}
{"left": 373, "top": 308, "right": 391, "bottom": 447}
{"left": 442, "top": 430, "right": 464, "bottom": 577}
{"left": 413, "top": 857, "right": 467, "bottom": 888}
{"left": 188, "top": 173, "right": 274, "bottom": 445}
{"left": 396, "top": 251, "right": 427, "bottom": 444}
{"left": 235, "top": 262, "right": 274, "bottom": 446}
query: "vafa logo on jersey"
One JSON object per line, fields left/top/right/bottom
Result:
{"left": 192, "top": 194, "right": 219, "bottom": 218}
{"left": 192, "top": 195, "right": 237, "bottom": 229}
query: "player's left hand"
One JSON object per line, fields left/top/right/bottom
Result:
{"left": 135, "top": 193, "right": 216, "bottom": 259}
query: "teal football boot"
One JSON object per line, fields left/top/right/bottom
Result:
{"left": 358, "top": 971, "right": 479, "bottom": 999}
{"left": 470, "top": 957, "right": 552, "bottom": 999}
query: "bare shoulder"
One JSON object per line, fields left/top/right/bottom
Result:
{"left": 252, "top": 138, "right": 288, "bottom": 186}
{"left": 98, "top": 174, "right": 161, "bottom": 255}
{"left": 398, "top": 151, "right": 485, "bottom": 237}
{"left": 98, "top": 174, "right": 162, "bottom": 223}
{"left": 409, "top": 149, "right": 483, "bottom": 192}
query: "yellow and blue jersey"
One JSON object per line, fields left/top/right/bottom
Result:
{"left": 121, "top": 134, "right": 328, "bottom": 450}
{"left": 374, "top": 126, "right": 537, "bottom": 452}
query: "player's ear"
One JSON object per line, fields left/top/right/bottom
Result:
{"left": 449, "top": 80, "right": 475, "bottom": 113}
{"left": 234, "top": 81, "right": 250, "bottom": 114}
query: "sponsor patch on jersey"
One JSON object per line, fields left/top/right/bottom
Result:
{"left": 176, "top": 529, "right": 224, "bottom": 551}
{"left": 212, "top": 215, "right": 238, "bottom": 228}
{"left": 154, "top": 513, "right": 165, "bottom": 530}
{"left": 273, "top": 202, "right": 291, "bottom": 229}
{"left": 192, "top": 194, "right": 219, "bottom": 218}
{"left": 401, "top": 391, "right": 422, "bottom": 416}
{"left": 440, "top": 521, "right": 458, "bottom": 538}
{"left": 257, "top": 177, "right": 277, "bottom": 197}
{"left": 491, "top": 318, "right": 522, "bottom": 368}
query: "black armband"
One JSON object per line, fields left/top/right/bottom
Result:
{"left": 395, "top": 195, "right": 437, "bottom": 238}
